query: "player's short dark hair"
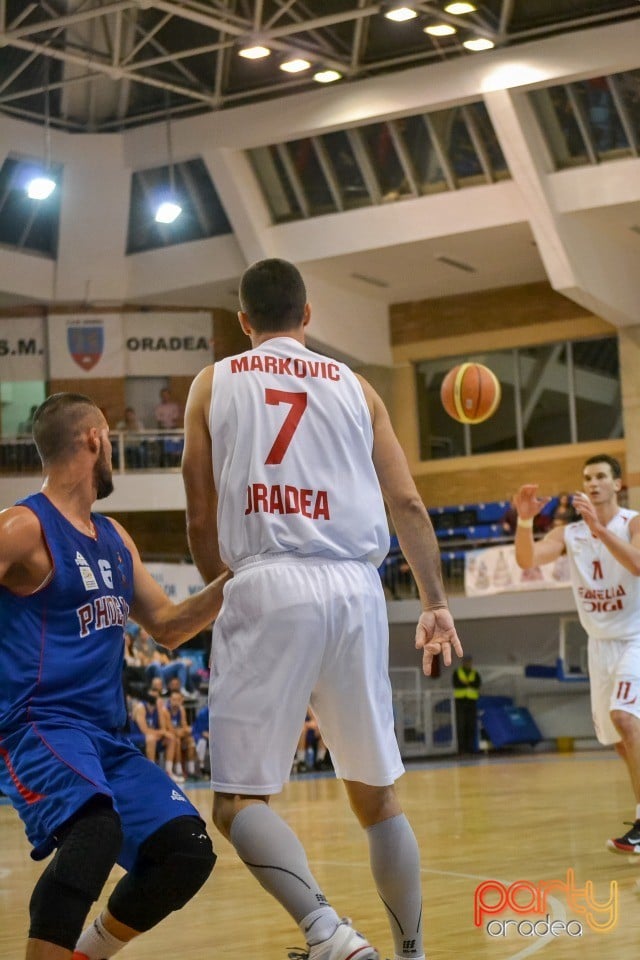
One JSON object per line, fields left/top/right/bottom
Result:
{"left": 239, "top": 258, "right": 307, "bottom": 332}
{"left": 32, "top": 393, "right": 101, "bottom": 465}
{"left": 583, "top": 454, "right": 622, "bottom": 479}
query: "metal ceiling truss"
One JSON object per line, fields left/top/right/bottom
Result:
{"left": 0, "top": 1, "right": 639, "bottom": 132}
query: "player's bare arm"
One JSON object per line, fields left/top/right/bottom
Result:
{"left": 356, "top": 374, "right": 463, "bottom": 676}
{"left": 573, "top": 493, "right": 640, "bottom": 576}
{"left": 0, "top": 506, "right": 52, "bottom": 593}
{"left": 182, "top": 365, "right": 228, "bottom": 584}
{"left": 108, "top": 517, "right": 228, "bottom": 649}
{"left": 513, "top": 484, "right": 565, "bottom": 569}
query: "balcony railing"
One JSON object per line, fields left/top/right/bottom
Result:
{"left": 0, "top": 430, "right": 185, "bottom": 475}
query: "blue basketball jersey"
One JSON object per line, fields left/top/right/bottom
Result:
{"left": 0, "top": 492, "right": 134, "bottom": 733}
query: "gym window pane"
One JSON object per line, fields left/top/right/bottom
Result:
{"left": 0, "top": 155, "right": 63, "bottom": 258}
{"left": 126, "top": 157, "right": 232, "bottom": 255}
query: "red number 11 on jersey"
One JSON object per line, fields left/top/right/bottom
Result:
{"left": 264, "top": 389, "right": 308, "bottom": 465}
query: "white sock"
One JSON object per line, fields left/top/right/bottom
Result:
{"left": 635, "top": 803, "right": 640, "bottom": 820}
{"left": 174, "top": 762, "right": 184, "bottom": 776}
{"left": 164, "top": 760, "right": 172, "bottom": 774}
{"left": 295, "top": 748, "right": 305, "bottom": 763}
{"left": 187, "top": 760, "right": 196, "bottom": 775}
{"left": 299, "top": 907, "right": 341, "bottom": 946}
{"left": 75, "top": 914, "right": 128, "bottom": 959}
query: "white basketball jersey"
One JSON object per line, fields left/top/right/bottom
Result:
{"left": 210, "top": 337, "right": 390, "bottom": 570}
{"left": 564, "top": 509, "right": 640, "bottom": 641}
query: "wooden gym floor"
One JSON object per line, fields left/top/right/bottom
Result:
{"left": 1, "top": 750, "right": 638, "bottom": 959}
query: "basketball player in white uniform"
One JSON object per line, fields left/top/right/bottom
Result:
{"left": 182, "top": 258, "right": 462, "bottom": 960}
{"left": 514, "top": 455, "right": 640, "bottom": 854}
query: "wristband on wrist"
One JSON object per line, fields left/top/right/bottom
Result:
{"left": 517, "top": 516, "right": 534, "bottom": 528}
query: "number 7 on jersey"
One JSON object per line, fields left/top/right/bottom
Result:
{"left": 264, "top": 389, "right": 308, "bottom": 465}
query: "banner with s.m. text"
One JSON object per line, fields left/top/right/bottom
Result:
{"left": 0, "top": 318, "right": 46, "bottom": 380}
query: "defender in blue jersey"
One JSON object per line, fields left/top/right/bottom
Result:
{"left": 0, "top": 393, "right": 228, "bottom": 960}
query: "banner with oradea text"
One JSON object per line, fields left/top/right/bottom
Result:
{"left": 124, "top": 313, "right": 213, "bottom": 376}
{"left": 465, "top": 542, "right": 571, "bottom": 597}
{"left": 0, "top": 318, "right": 46, "bottom": 380}
{"left": 47, "top": 314, "right": 125, "bottom": 378}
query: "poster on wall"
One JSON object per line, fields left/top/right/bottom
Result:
{"left": 464, "top": 542, "right": 571, "bottom": 597}
{"left": 145, "top": 562, "right": 205, "bottom": 603}
{"left": 124, "top": 313, "right": 213, "bottom": 376}
{"left": 0, "top": 318, "right": 46, "bottom": 380}
{"left": 47, "top": 314, "right": 125, "bottom": 378}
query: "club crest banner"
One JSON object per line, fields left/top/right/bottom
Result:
{"left": 0, "top": 318, "right": 46, "bottom": 380}
{"left": 465, "top": 543, "right": 571, "bottom": 597}
{"left": 47, "top": 315, "right": 125, "bottom": 378}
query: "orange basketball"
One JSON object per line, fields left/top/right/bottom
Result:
{"left": 440, "top": 362, "right": 501, "bottom": 424}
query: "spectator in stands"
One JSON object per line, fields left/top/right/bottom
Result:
{"left": 117, "top": 406, "right": 144, "bottom": 432}
{"left": 501, "top": 500, "right": 518, "bottom": 537}
{"left": 145, "top": 642, "right": 197, "bottom": 696}
{"left": 551, "top": 493, "right": 577, "bottom": 527}
{"left": 293, "top": 708, "right": 331, "bottom": 773}
{"left": 165, "top": 690, "right": 197, "bottom": 779}
{"left": 131, "top": 688, "right": 182, "bottom": 782}
{"left": 192, "top": 704, "right": 210, "bottom": 778}
{"left": 154, "top": 387, "right": 181, "bottom": 429}
{"left": 452, "top": 655, "right": 481, "bottom": 755}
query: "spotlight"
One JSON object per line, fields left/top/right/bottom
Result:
{"left": 445, "top": 2, "right": 476, "bottom": 12}
{"left": 26, "top": 176, "right": 56, "bottom": 200}
{"left": 424, "top": 23, "right": 457, "bottom": 36}
{"left": 239, "top": 45, "right": 271, "bottom": 59}
{"left": 384, "top": 6, "right": 418, "bottom": 21}
{"left": 155, "top": 200, "right": 182, "bottom": 223}
{"left": 313, "top": 69, "right": 342, "bottom": 83}
{"left": 463, "top": 37, "right": 495, "bottom": 50}
{"left": 280, "top": 58, "right": 311, "bottom": 73}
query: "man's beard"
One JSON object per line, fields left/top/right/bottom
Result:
{"left": 94, "top": 445, "right": 114, "bottom": 500}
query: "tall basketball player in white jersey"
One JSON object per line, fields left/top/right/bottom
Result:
{"left": 514, "top": 455, "right": 640, "bottom": 854}
{"left": 182, "top": 258, "right": 462, "bottom": 960}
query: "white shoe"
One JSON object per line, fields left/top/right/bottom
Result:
{"left": 308, "top": 920, "right": 378, "bottom": 960}
{"left": 169, "top": 770, "right": 185, "bottom": 783}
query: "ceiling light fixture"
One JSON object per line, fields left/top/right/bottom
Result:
{"left": 154, "top": 97, "right": 182, "bottom": 225}
{"left": 238, "top": 45, "right": 271, "bottom": 60}
{"left": 280, "top": 58, "right": 311, "bottom": 73}
{"left": 384, "top": 7, "right": 418, "bottom": 22}
{"left": 26, "top": 60, "right": 56, "bottom": 201}
{"left": 424, "top": 23, "right": 457, "bottom": 36}
{"left": 313, "top": 69, "right": 342, "bottom": 83}
{"left": 463, "top": 37, "right": 495, "bottom": 50}
{"left": 444, "top": 2, "right": 476, "bottom": 13}
{"left": 155, "top": 200, "right": 182, "bottom": 224}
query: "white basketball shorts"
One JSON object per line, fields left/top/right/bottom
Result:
{"left": 208, "top": 555, "right": 404, "bottom": 794}
{"left": 588, "top": 636, "right": 640, "bottom": 745}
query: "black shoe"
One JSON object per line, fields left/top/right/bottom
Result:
{"left": 607, "top": 819, "right": 640, "bottom": 854}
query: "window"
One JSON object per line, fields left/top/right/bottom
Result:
{"left": 416, "top": 336, "right": 622, "bottom": 460}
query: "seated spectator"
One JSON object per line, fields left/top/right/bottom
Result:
{"left": 145, "top": 641, "right": 198, "bottom": 696}
{"left": 292, "top": 708, "right": 331, "bottom": 773}
{"left": 116, "top": 406, "right": 146, "bottom": 467}
{"left": 501, "top": 500, "right": 518, "bottom": 537}
{"left": 551, "top": 493, "right": 577, "bottom": 527}
{"left": 165, "top": 691, "right": 197, "bottom": 780}
{"left": 192, "top": 704, "right": 210, "bottom": 778}
{"left": 131, "top": 687, "right": 182, "bottom": 782}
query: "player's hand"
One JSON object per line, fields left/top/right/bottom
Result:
{"left": 415, "top": 607, "right": 463, "bottom": 677}
{"left": 572, "top": 491, "right": 601, "bottom": 536}
{"left": 513, "top": 484, "right": 552, "bottom": 522}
